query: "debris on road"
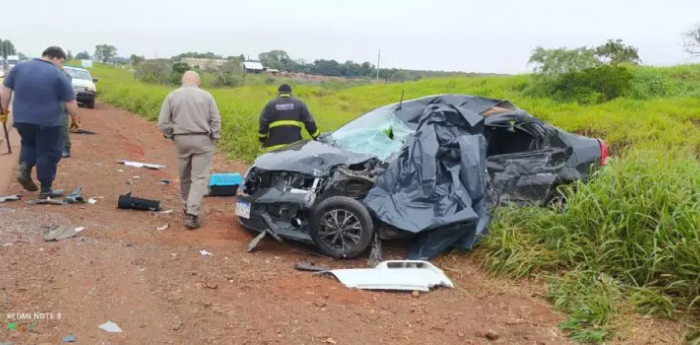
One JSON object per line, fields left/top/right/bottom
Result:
{"left": 62, "top": 334, "right": 77, "bottom": 342}
{"left": 98, "top": 320, "right": 122, "bottom": 333}
{"left": 117, "top": 191, "right": 161, "bottom": 211}
{"left": 294, "top": 262, "right": 330, "bottom": 272}
{"left": 477, "top": 330, "right": 500, "bottom": 341}
{"left": 26, "top": 187, "right": 86, "bottom": 205}
{"left": 88, "top": 196, "right": 104, "bottom": 204}
{"left": 43, "top": 225, "right": 86, "bottom": 242}
{"left": 324, "top": 338, "right": 337, "bottom": 344}
{"left": 72, "top": 128, "right": 97, "bottom": 134}
{"left": 161, "top": 179, "right": 170, "bottom": 185}
{"left": 3, "top": 243, "right": 13, "bottom": 247}
{"left": 0, "top": 195, "right": 21, "bottom": 203}
{"left": 200, "top": 250, "right": 213, "bottom": 256}
{"left": 208, "top": 173, "right": 242, "bottom": 196}
{"left": 119, "top": 159, "right": 166, "bottom": 170}
{"left": 322, "top": 260, "right": 454, "bottom": 292}
{"left": 156, "top": 224, "right": 170, "bottom": 231}
{"left": 156, "top": 209, "right": 173, "bottom": 214}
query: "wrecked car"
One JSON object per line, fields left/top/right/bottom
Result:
{"left": 236, "top": 94, "right": 608, "bottom": 260}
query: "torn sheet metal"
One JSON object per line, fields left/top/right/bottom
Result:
{"left": 323, "top": 260, "right": 454, "bottom": 292}
{"left": 119, "top": 160, "right": 166, "bottom": 170}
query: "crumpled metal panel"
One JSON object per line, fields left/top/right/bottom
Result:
{"left": 253, "top": 140, "right": 376, "bottom": 177}
{"left": 323, "top": 260, "right": 454, "bottom": 292}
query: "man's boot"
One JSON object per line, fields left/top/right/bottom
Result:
{"left": 185, "top": 213, "right": 200, "bottom": 230}
{"left": 16, "top": 162, "right": 38, "bottom": 192}
{"left": 62, "top": 147, "right": 71, "bottom": 158}
{"left": 39, "top": 185, "right": 54, "bottom": 200}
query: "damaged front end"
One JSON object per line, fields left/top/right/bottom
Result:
{"left": 237, "top": 141, "right": 388, "bottom": 257}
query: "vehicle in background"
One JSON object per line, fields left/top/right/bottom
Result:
{"left": 64, "top": 66, "right": 98, "bottom": 109}
{"left": 81, "top": 60, "right": 93, "bottom": 68}
{"left": 6, "top": 55, "right": 19, "bottom": 71}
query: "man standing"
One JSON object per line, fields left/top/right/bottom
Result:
{"left": 158, "top": 71, "right": 221, "bottom": 230}
{"left": 0, "top": 46, "right": 79, "bottom": 199}
{"left": 258, "top": 84, "right": 321, "bottom": 151}
{"left": 60, "top": 68, "right": 74, "bottom": 158}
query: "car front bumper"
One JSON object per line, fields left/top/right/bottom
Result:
{"left": 75, "top": 91, "right": 95, "bottom": 102}
{"left": 236, "top": 192, "right": 314, "bottom": 244}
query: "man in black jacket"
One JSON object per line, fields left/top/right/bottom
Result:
{"left": 258, "top": 84, "right": 320, "bottom": 151}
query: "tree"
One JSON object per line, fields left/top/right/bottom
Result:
{"left": 130, "top": 54, "right": 145, "bottom": 66}
{"left": 0, "top": 38, "right": 17, "bottom": 59}
{"left": 595, "top": 39, "right": 640, "bottom": 65}
{"left": 258, "top": 50, "right": 293, "bottom": 70}
{"left": 212, "top": 60, "right": 246, "bottom": 87}
{"left": 94, "top": 44, "right": 117, "bottom": 64}
{"left": 683, "top": 22, "right": 700, "bottom": 57}
{"left": 67, "top": 50, "right": 74, "bottom": 61}
{"left": 528, "top": 46, "right": 601, "bottom": 75}
{"left": 75, "top": 51, "right": 90, "bottom": 60}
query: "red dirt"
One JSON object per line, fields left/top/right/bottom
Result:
{"left": 0, "top": 103, "right": 681, "bottom": 344}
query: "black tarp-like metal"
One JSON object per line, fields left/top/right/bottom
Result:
{"left": 362, "top": 98, "right": 493, "bottom": 260}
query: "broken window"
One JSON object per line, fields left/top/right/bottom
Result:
{"left": 484, "top": 120, "right": 547, "bottom": 157}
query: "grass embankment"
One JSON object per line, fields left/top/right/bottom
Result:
{"left": 92, "top": 63, "right": 700, "bottom": 343}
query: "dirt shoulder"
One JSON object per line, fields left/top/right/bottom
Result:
{"left": 0, "top": 103, "right": 670, "bottom": 344}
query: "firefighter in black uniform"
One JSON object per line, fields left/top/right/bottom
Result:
{"left": 258, "top": 84, "right": 321, "bottom": 151}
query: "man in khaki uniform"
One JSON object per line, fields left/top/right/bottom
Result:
{"left": 158, "top": 71, "right": 221, "bottom": 229}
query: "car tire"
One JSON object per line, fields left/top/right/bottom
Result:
{"left": 86, "top": 100, "right": 95, "bottom": 109}
{"left": 309, "top": 196, "right": 374, "bottom": 259}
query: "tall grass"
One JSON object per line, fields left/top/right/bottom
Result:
{"left": 92, "top": 63, "right": 700, "bottom": 342}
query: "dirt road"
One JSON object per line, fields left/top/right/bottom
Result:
{"left": 0, "top": 104, "right": 593, "bottom": 344}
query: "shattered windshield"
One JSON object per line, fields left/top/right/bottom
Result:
{"left": 331, "top": 104, "right": 415, "bottom": 160}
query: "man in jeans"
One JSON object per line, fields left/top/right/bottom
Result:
{"left": 158, "top": 71, "right": 221, "bottom": 229}
{"left": 0, "top": 46, "right": 79, "bottom": 199}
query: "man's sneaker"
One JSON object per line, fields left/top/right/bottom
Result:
{"left": 184, "top": 213, "right": 200, "bottom": 230}
{"left": 62, "top": 147, "right": 71, "bottom": 158}
{"left": 16, "top": 163, "right": 38, "bottom": 192}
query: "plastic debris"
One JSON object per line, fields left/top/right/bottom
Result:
{"left": 117, "top": 192, "right": 161, "bottom": 211}
{"left": 63, "top": 334, "right": 76, "bottom": 342}
{"left": 161, "top": 179, "right": 170, "bottom": 185}
{"left": 3, "top": 243, "right": 13, "bottom": 247}
{"left": 154, "top": 209, "right": 174, "bottom": 214}
{"left": 119, "top": 160, "right": 165, "bottom": 170}
{"left": 294, "top": 262, "right": 329, "bottom": 272}
{"left": 43, "top": 225, "right": 86, "bottom": 241}
{"left": 157, "top": 224, "right": 170, "bottom": 231}
{"left": 322, "top": 260, "right": 454, "bottom": 292}
{"left": 88, "top": 196, "right": 104, "bottom": 204}
{"left": 98, "top": 321, "right": 122, "bottom": 333}
{"left": 200, "top": 250, "right": 213, "bottom": 256}
{"left": 0, "top": 195, "right": 21, "bottom": 203}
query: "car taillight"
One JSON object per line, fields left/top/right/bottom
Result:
{"left": 598, "top": 139, "right": 608, "bottom": 166}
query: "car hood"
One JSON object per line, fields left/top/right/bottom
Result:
{"left": 72, "top": 79, "right": 95, "bottom": 88}
{"left": 252, "top": 140, "right": 377, "bottom": 176}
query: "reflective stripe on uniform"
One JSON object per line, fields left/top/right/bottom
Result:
{"left": 258, "top": 133, "right": 268, "bottom": 138}
{"left": 311, "top": 129, "right": 321, "bottom": 138}
{"left": 269, "top": 120, "right": 303, "bottom": 128}
{"left": 265, "top": 143, "right": 293, "bottom": 151}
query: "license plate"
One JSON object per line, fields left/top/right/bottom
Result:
{"left": 236, "top": 200, "right": 251, "bottom": 219}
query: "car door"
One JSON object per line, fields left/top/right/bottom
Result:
{"left": 484, "top": 117, "right": 572, "bottom": 206}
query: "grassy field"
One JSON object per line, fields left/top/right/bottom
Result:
{"left": 90, "top": 62, "right": 700, "bottom": 343}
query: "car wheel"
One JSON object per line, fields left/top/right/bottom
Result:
{"left": 310, "top": 196, "right": 374, "bottom": 259}
{"left": 87, "top": 100, "right": 95, "bottom": 109}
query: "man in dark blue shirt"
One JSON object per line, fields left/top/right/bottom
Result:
{"left": 0, "top": 46, "right": 80, "bottom": 199}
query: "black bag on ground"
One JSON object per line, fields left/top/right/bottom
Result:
{"left": 117, "top": 192, "right": 161, "bottom": 211}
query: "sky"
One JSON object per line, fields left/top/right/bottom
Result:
{"left": 1, "top": 0, "right": 699, "bottom": 74}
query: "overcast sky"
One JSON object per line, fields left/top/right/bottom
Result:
{"left": 1, "top": 0, "right": 698, "bottom": 74}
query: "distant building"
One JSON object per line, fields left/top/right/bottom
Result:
{"left": 180, "top": 57, "right": 227, "bottom": 71}
{"left": 242, "top": 61, "right": 264, "bottom": 74}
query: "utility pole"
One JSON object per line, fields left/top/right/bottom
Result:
{"left": 376, "top": 48, "right": 381, "bottom": 80}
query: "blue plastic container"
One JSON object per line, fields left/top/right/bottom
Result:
{"left": 208, "top": 173, "right": 242, "bottom": 196}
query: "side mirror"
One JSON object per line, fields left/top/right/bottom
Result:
{"left": 92, "top": 78, "right": 99, "bottom": 82}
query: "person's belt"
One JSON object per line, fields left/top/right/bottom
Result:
{"left": 173, "top": 132, "right": 209, "bottom": 136}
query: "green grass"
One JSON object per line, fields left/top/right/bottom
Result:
{"left": 90, "top": 62, "right": 700, "bottom": 343}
